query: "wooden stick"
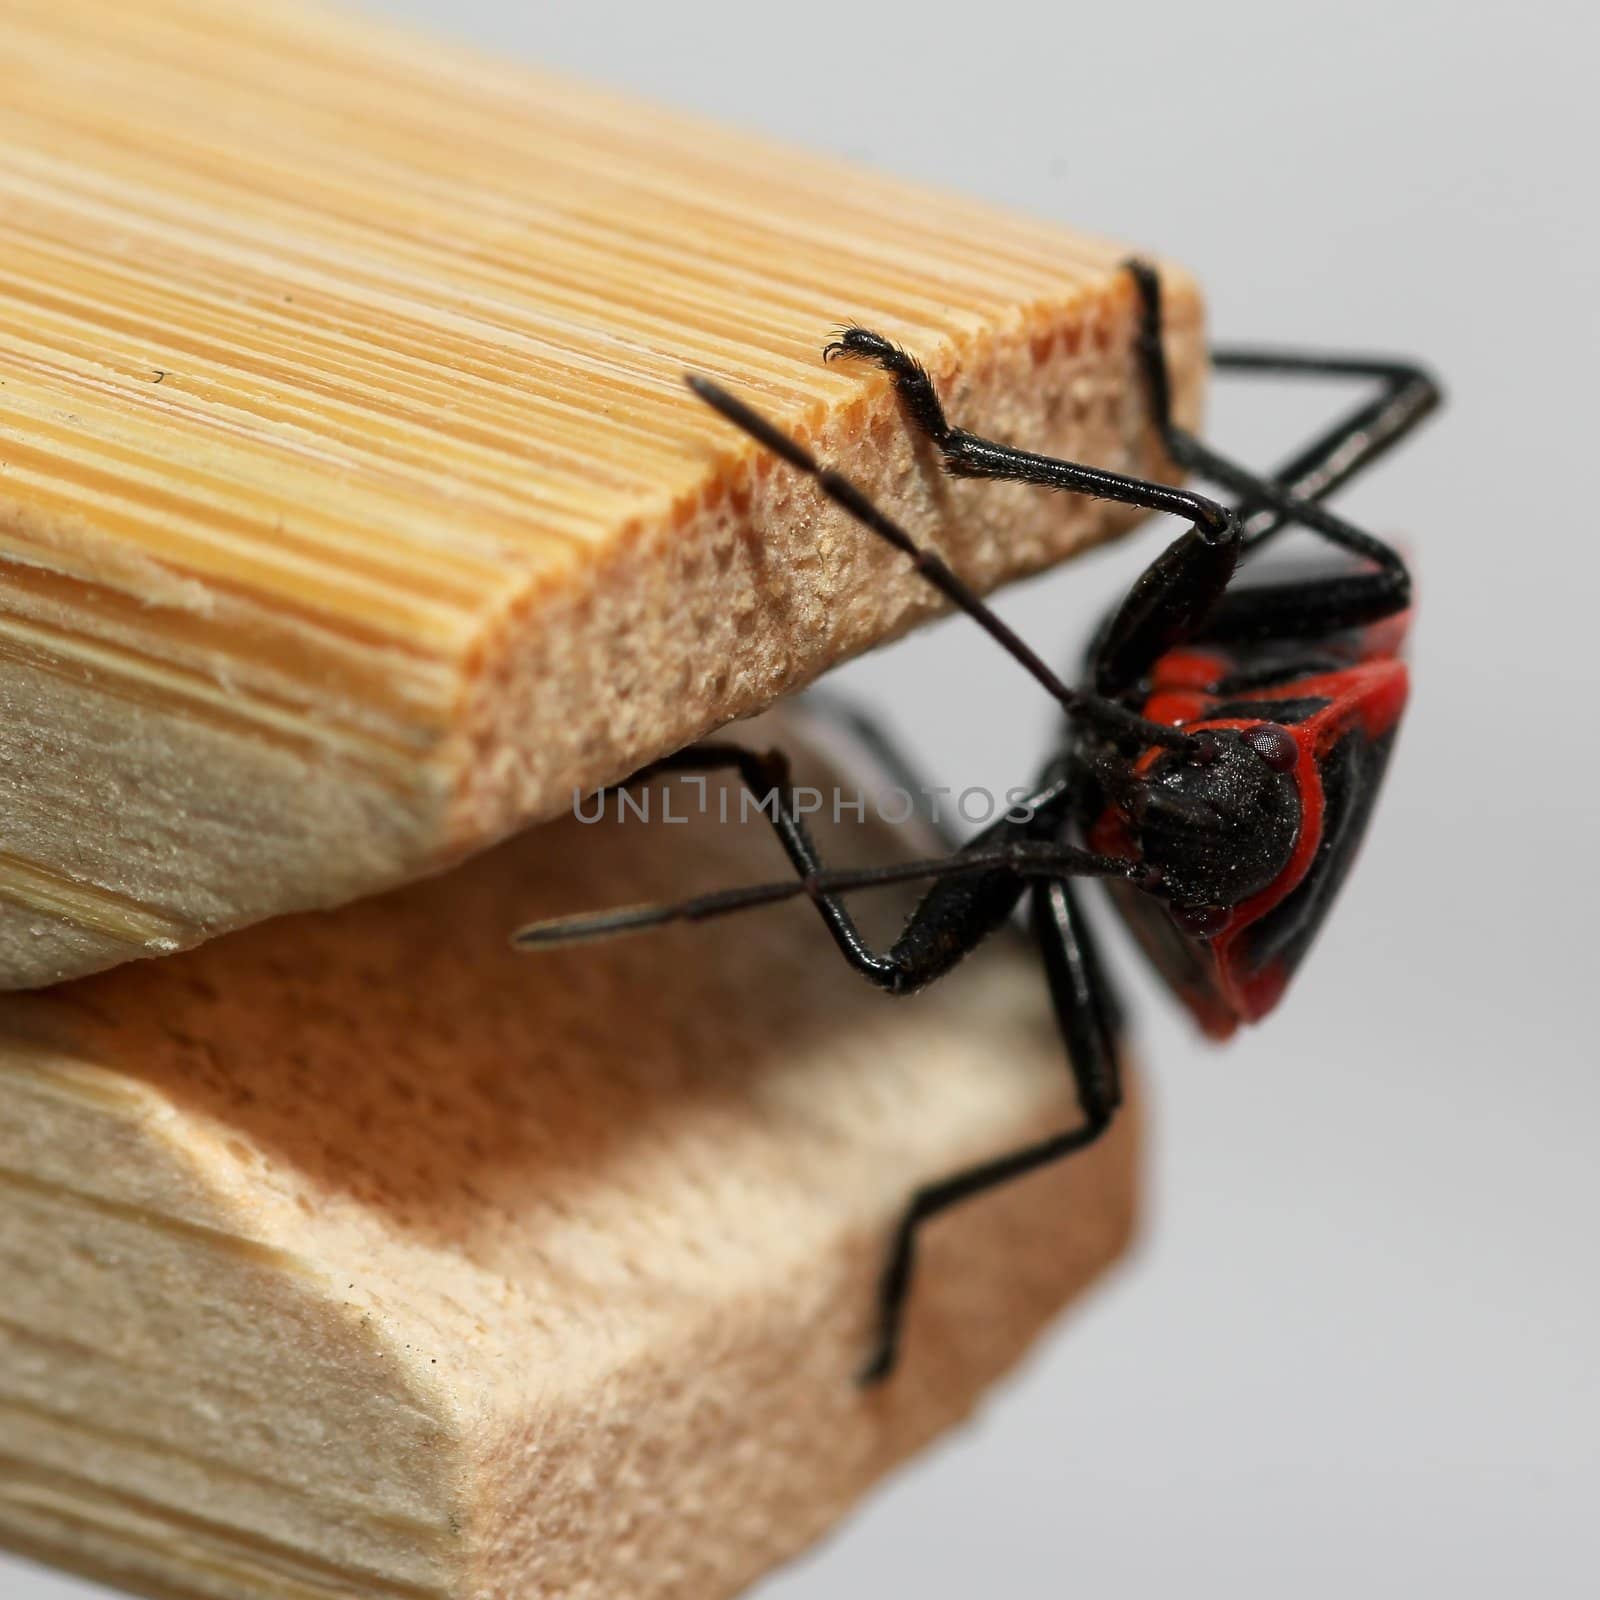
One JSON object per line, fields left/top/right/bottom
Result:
{"left": 0, "top": 0, "right": 1205, "bottom": 990}
{"left": 0, "top": 718, "right": 1140, "bottom": 1600}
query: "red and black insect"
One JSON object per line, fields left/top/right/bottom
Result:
{"left": 516, "top": 261, "right": 1440, "bottom": 1382}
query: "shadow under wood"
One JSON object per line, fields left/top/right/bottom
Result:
{"left": 1, "top": 724, "right": 1074, "bottom": 1283}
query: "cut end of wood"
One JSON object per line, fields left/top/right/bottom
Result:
{"left": 0, "top": 0, "right": 1205, "bottom": 990}
{"left": 0, "top": 716, "right": 1141, "bottom": 1599}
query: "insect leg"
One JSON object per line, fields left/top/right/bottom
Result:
{"left": 686, "top": 374, "right": 1200, "bottom": 753}
{"left": 1125, "top": 262, "right": 1420, "bottom": 645}
{"left": 820, "top": 326, "right": 1236, "bottom": 540}
{"left": 825, "top": 294, "right": 1244, "bottom": 703}
{"left": 859, "top": 875, "right": 1126, "bottom": 1384}
{"left": 517, "top": 751, "right": 1145, "bottom": 995}
{"left": 577, "top": 742, "right": 896, "bottom": 983}
{"left": 1086, "top": 266, "right": 1437, "bottom": 682}
{"left": 1147, "top": 427, "right": 1413, "bottom": 645}
{"left": 1208, "top": 348, "right": 1441, "bottom": 550}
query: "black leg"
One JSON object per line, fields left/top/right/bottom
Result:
{"left": 515, "top": 746, "right": 1150, "bottom": 996}
{"left": 824, "top": 325, "right": 1234, "bottom": 539}
{"left": 686, "top": 375, "right": 1197, "bottom": 754}
{"left": 1124, "top": 261, "right": 1420, "bottom": 646}
{"left": 1209, "top": 349, "right": 1441, "bottom": 549}
{"left": 1123, "top": 260, "right": 1440, "bottom": 531}
{"left": 1156, "top": 429, "right": 1412, "bottom": 643}
{"left": 825, "top": 297, "right": 1243, "bottom": 705}
{"left": 1035, "top": 875, "right": 1126, "bottom": 1096}
{"left": 858, "top": 874, "right": 1126, "bottom": 1384}
{"left": 825, "top": 264, "right": 1438, "bottom": 684}
{"left": 571, "top": 742, "right": 901, "bottom": 986}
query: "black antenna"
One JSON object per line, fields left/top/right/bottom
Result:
{"left": 686, "top": 375, "right": 1197, "bottom": 753}
{"left": 513, "top": 839, "right": 1150, "bottom": 950}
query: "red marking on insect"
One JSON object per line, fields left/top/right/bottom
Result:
{"left": 1093, "top": 611, "right": 1413, "bottom": 1039}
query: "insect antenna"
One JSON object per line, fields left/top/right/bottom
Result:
{"left": 513, "top": 840, "right": 1151, "bottom": 951}
{"left": 686, "top": 375, "right": 1195, "bottom": 753}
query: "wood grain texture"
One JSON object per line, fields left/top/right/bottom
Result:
{"left": 0, "top": 717, "right": 1141, "bottom": 1599}
{"left": 0, "top": 0, "right": 1205, "bottom": 990}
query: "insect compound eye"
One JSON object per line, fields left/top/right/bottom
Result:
{"left": 1241, "top": 722, "right": 1299, "bottom": 773}
{"left": 1173, "top": 902, "right": 1231, "bottom": 939}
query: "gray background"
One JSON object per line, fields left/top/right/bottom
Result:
{"left": 11, "top": 1, "right": 1597, "bottom": 1596}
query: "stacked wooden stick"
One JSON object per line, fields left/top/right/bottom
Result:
{"left": 0, "top": 1, "right": 1204, "bottom": 1594}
